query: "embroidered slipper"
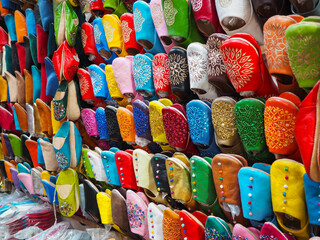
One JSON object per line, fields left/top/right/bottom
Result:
{"left": 81, "top": 108, "right": 99, "bottom": 138}
{"left": 260, "top": 222, "right": 296, "bottom": 240}
{"left": 115, "top": 150, "right": 138, "bottom": 190}
{"left": 232, "top": 224, "right": 259, "bottom": 240}
{"left": 179, "top": 210, "right": 205, "bottom": 239}
{"left": 211, "top": 97, "right": 246, "bottom": 156}
{"left": 205, "top": 216, "right": 232, "bottom": 239}
{"left": 113, "top": 56, "right": 137, "bottom": 100}
{"left": 270, "top": 159, "right": 310, "bottom": 239}
{"left": 54, "top": 1, "right": 79, "bottom": 47}
{"left": 116, "top": 107, "right": 136, "bottom": 144}
{"left": 88, "top": 64, "right": 111, "bottom": 100}
{"left": 190, "top": 0, "right": 223, "bottom": 37}
{"left": 52, "top": 40, "right": 79, "bottom": 82}
{"left": 104, "top": 65, "right": 124, "bottom": 101}
{"left": 120, "top": 13, "right": 144, "bottom": 55}
{"left": 234, "top": 98, "right": 275, "bottom": 163}
{"left": 150, "top": 0, "right": 176, "bottom": 54}
{"left": 77, "top": 68, "right": 96, "bottom": 104}
{"left": 220, "top": 33, "right": 279, "bottom": 98}
{"left": 126, "top": 189, "right": 149, "bottom": 239}
{"left": 102, "top": 14, "right": 128, "bottom": 57}
{"left": 132, "top": 100, "right": 152, "bottom": 145}
{"left": 264, "top": 96, "right": 300, "bottom": 157}
{"left": 168, "top": 47, "right": 193, "bottom": 103}
{"left": 81, "top": 23, "right": 106, "bottom": 65}
{"left": 95, "top": 107, "right": 109, "bottom": 140}
{"left": 264, "top": 16, "right": 305, "bottom": 96}
{"left": 238, "top": 167, "right": 274, "bottom": 224}
{"left": 133, "top": 54, "right": 155, "bottom": 99}
{"left": 133, "top": 1, "right": 165, "bottom": 54}
{"left": 215, "top": 0, "right": 263, "bottom": 45}
{"left": 162, "top": 0, "right": 205, "bottom": 47}
{"left": 53, "top": 121, "right": 71, "bottom": 169}
{"left": 212, "top": 153, "right": 249, "bottom": 225}
{"left": 52, "top": 80, "right": 68, "bottom": 121}
{"left": 56, "top": 168, "right": 80, "bottom": 217}
{"left": 162, "top": 105, "right": 190, "bottom": 151}
{"left": 105, "top": 106, "right": 123, "bottom": 142}
{"left": 285, "top": 20, "right": 320, "bottom": 90}
{"left": 163, "top": 208, "right": 183, "bottom": 239}
{"left": 152, "top": 53, "right": 172, "bottom": 98}
{"left": 92, "top": 18, "right": 118, "bottom": 63}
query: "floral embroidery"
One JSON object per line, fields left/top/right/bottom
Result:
{"left": 264, "top": 106, "right": 296, "bottom": 150}
{"left": 190, "top": 0, "right": 202, "bottom": 11}
{"left": 93, "top": 24, "right": 101, "bottom": 45}
{"left": 168, "top": 53, "right": 189, "bottom": 85}
{"left": 207, "top": 36, "right": 227, "bottom": 77}
{"left": 163, "top": 111, "right": 188, "bottom": 147}
{"left": 133, "top": 57, "right": 152, "bottom": 89}
{"left": 205, "top": 228, "right": 231, "bottom": 240}
{"left": 163, "top": 0, "right": 178, "bottom": 26}
{"left": 81, "top": 29, "right": 87, "bottom": 48}
{"left": 105, "top": 108, "right": 120, "bottom": 137}
{"left": 286, "top": 34, "right": 320, "bottom": 83}
{"left": 56, "top": 151, "right": 69, "bottom": 169}
{"left": 133, "top": 8, "right": 145, "bottom": 32}
{"left": 53, "top": 101, "right": 66, "bottom": 121}
{"left": 219, "top": 0, "right": 232, "bottom": 8}
{"left": 78, "top": 72, "right": 90, "bottom": 97}
{"left": 81, "top": 110, "right": 97, "bottom": 135}
{"left": 96, "top": 111, "right": 108, "bottom": 139}
{"left": 264, "top": 22, "right": 289, "bottom": 71}
{"left": 89, "top": 69, "right": 104, "bottom": 96}
{"left": 188, "top": 50, "right": 207, "bottom": 83}
{"left": 153, "top": 56, "right": 170, "bottom": 90}
{"left": 187, "top": 106, "right": 210, "bottom": 142}
{"left": 121, "top": 20, "right": 132, "bottom": 43}
{"left": 60, "top": 200, "right": 73, "bottom": 216}
{"left": 126, "top": 202, "right": 146, "bottom": 229}
{"left": 220, "top": 47, "right": 254, "bottom": 91}
{"left": 103, "top": 20, "right": 115, "bottom": 42}
{"left": 259, "top": 234, "right": 279, "bottom": 240}
{"left": 211, "top": 101, "right": 237, "bottom": 140}
{"left": 105, "top": 68, "right": 123, "bottom": 98}
{"left": 234, "top": 103, "right": 266, "bottom": 150}
{"left": 151, "top": 3, "right": 164, "bottom": 29}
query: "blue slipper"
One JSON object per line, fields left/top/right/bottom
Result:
{"left": 132, "top": 99, "right": 152, "bottom": 143}
{"left": 12, "top": 105, "right": 21, "bottom": 131}
{"left": 25, "top": 9, "right": 37, "bottom": 36}
{"left": 38, "top": 0, "right": 54, "bottom": 32}
{"left": 45, "top": 57, "right": 59, "bottom": 97}
{"left": 109, "top": 147, "right": 120, "bottom": 153}
{"left": 4, "top": 45, "right": 13, "bottom": 75}
{"left": 53, "top": 121, "right": 71, "bottom": 170}
{"left": 133, "top": 54, "right": 155, "bottom": 99}
{"left": 88, "top": 64, "right": 112, "bottom": 100}
{"left": 0, "top": 0, "right": 19, "bottom": 10}
{"left": 101, "top": 151, "right": 121, "bottom": 186}
{"left": 4, "top": 14, "right": 17, "bottom": 42}
{"left": 92, "top": 18, "right": 117, "bottom": 64}
{"left": 31, "top": 65, "right": 41, "bottom": 102}
{"left": 29, "top": 34, "right": 39, "bottom": 68}
{"left": 95, "top": 107, "right": 110, "bottom": 140}
{"left": 41, "top": 180, "right": 59, "bottom": 204}
{"left": 133, "top": 1, "right": 165, "bottom": 55}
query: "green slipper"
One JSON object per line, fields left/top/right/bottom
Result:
{"left": 205, "top": 216, "right": 232, "bottom": 239}
{"left": 103, "top": 0, "right": 128, "bottom": 17}
{"left": 8, "top": 134, "right": 22, "bottom": 158}
{"left": 81, "top": 148, "right": 95, "bottom": 179}
{"left": 162, "top": 0, "right": 204, "bottom": 47}
{"left": 56, "top": 168, "right": 80, "bottom": 217}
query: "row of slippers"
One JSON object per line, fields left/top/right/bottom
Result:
{"left": 3, "top": 151, "right": 320, "bottom": 239}
{"left": 2, "top": 4, "right": 320, "bottom": 108}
